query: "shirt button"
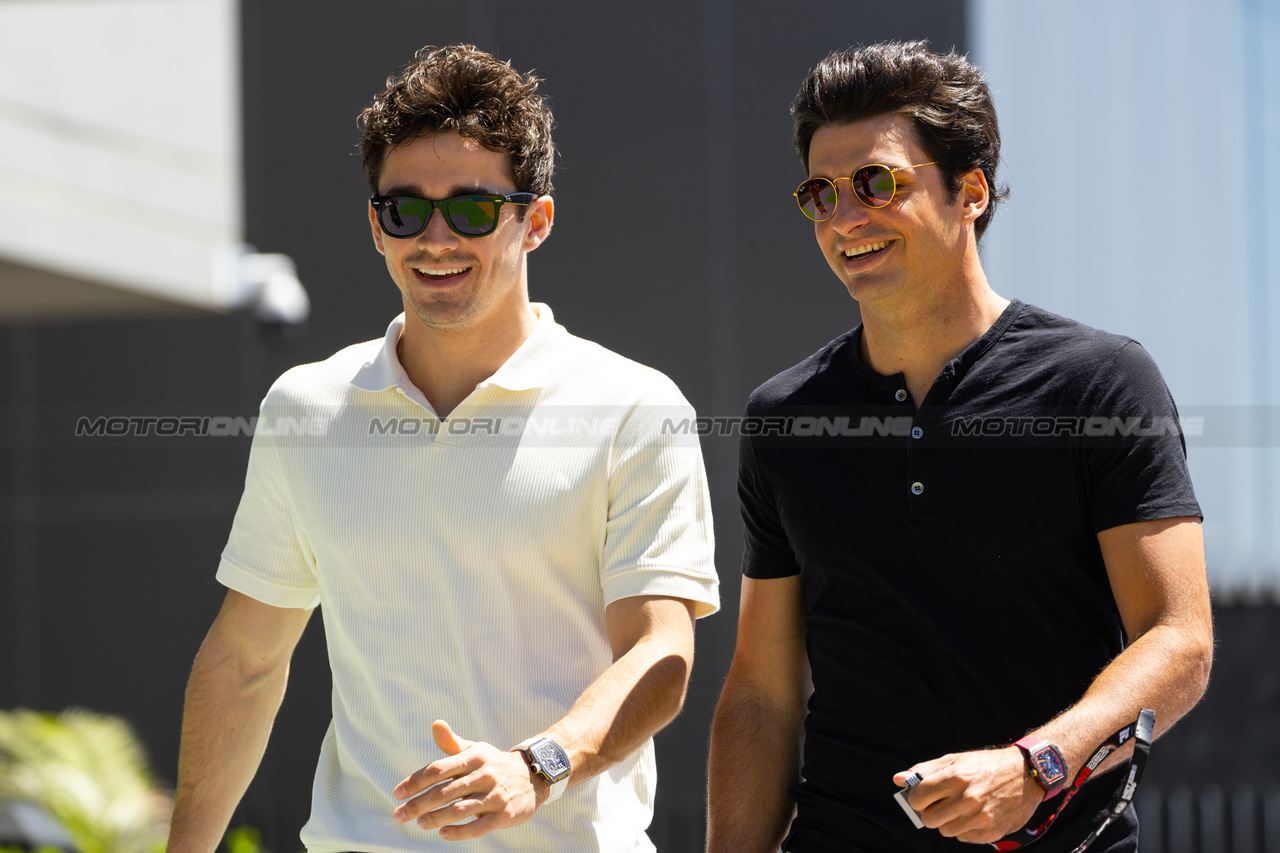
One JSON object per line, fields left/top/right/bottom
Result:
{"left": 911, "top": 427, "right": 923, "bottom": 439}
{"left": 895, "top": 389, "right": 908, "bottom": 402}
{"left": 911, "top": 482, "right": 925, "bottom": 495}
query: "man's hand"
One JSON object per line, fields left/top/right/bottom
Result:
{"left": 895, "top": 746, "right": 1042, "bottom": 844}
{"left": 392, "top": 720, "right": 545, "bottom": 841}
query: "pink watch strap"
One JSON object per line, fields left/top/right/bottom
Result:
{"left": 1014, "top": 735, "right": 1066, "bottom": 800}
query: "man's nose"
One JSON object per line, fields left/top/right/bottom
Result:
{"left": 416, "top": 205, "right": 460, "bottom": 248}
{"left": 830, "top": 185, "right": 871, "bottom": 233}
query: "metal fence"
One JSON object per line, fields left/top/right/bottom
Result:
{"left": 1137, "top": 787, "right": 1280, "bottom": 853}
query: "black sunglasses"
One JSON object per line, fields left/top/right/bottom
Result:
{"left": 370, "top": 192, "right": 536, "bottom": 238}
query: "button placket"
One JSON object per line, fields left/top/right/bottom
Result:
{"left": 905, "top": 406, "right": 933, "bottom": 521}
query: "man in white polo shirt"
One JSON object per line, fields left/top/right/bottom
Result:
{"left": 166, "top": 44, "right": 718, "bottom": 853}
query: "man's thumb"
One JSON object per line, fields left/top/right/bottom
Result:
{"left": 432, "top": 719, "right": 471, "bottom": 755}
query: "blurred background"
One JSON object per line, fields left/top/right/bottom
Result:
{"left": 1, "top": 1, "right": 1276, "bottom": 852}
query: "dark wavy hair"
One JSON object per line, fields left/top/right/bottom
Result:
{"left": 792, "top": 41, "right": 1008, "bottom": 241}
{"left": 359, "top": 44, "right": 555, "bottom": 196}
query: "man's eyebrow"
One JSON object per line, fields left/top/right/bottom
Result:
{"left": 446, "top": 183, "right": 503, "bottom": 197}
{"left": 377, "top": 184, "right": 502, "bottom": 198}
{"left": 378, "top": 185, "right": 421, "bottom": 197}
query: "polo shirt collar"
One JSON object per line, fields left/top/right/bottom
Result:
{"left": 487, "top": 303, "right": 561, "bottom": 390}
{"left": 848, "top": 299, "right": 1026, "bottom": 387}
{"left": 349, "top": 302, "right": 562, "bottom": 393}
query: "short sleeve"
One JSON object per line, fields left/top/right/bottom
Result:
{"left": 216, "top": 400, "right": 320, "bottom": 609}
{"left": 1085, "top": 341, "right": 1203, "bottom": 532}
{"left": 738, "top": 424, "right": 801, "bottom": 579}
{"left": 598, "top": 397, "right": 719, "bottom": 618}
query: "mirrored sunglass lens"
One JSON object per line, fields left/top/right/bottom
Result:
{"left": 446, "top": 197, "right": 498, "bottom": 235}
{"left": 382, "top": 197, "right": 430, "bottom": 236}
{"left": 797, "top": 179, "right": 838, "bottom": 220}
{"left": 853, "top": 166, "right": 895, "bottom": 207}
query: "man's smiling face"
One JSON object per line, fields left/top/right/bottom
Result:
{"left": 369, "top": 131, "right": 551, "bottom": 335}
{"left": 807, "top": 113, "right": 973, "bottom": 310}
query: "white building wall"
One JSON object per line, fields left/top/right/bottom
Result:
{"left": 971, "top": 0, "right": 1280, "bottom": 593}
{"left": 0, "top": 0, "right": 242, "bottom": 308}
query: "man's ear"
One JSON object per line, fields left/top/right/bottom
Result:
{"left": 522, "top": 195, "right": 554, "bottom": 252}
{"left": 368, "top": 201, "right": 386, "bottom": 254}
{"left": 959, "top": 168, "right": 989, "bottom": 224}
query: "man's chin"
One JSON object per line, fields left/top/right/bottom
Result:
{"left": 840, "top": 271, "right": 902, "bottom": 307}
{"left": 405, "top": 298, "right": 477, "bottom": 332}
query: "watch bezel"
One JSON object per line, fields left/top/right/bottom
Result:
{"left": 1015, "top": 736, "right": 1067, "bottom": 798}
{"left": 528, "top": 739, "right": 571, "bottom": 784}
{"left": 1030, "top": 745, "right": 1067, "bottom": 787}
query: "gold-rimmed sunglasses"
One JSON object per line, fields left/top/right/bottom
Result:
{"left": 794, "top": 161, "right": 937, "bottom": 220}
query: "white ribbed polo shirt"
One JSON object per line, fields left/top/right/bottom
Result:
{"left": 216, "top": 304, "right": 718, "bottom": 853}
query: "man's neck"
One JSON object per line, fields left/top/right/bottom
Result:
{"left": 858, "top": 265, "right": 1009, "bottom": 408}
{"left": 398, "top": 301, "right": 539, "bottom": 419}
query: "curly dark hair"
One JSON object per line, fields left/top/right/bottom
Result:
{"left": 792, "top": 41, "right": 1009, "bottom": 241}
{"left": 359, "top": 44, "right": 555, "bottom": 196}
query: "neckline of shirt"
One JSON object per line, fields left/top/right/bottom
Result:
{"left": 349, "top": 302, "right": 565, "bottom": 396}
{"left": 846, "top": 299, "right": 1026, "bottom": 391}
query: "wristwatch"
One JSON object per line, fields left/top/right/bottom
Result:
{"left": 1014, "top": 735, "right": 1068, "bottom": 800}
{"left": 514, "top": 737, "right": 571, "bottom": 804}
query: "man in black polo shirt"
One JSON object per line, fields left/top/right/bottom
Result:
{"left": 706, "top": 42, "right": 1213, "bottom": 853}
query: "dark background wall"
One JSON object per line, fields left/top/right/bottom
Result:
{"left": 2, "top": 3, "right": 1274, "bottom": 853}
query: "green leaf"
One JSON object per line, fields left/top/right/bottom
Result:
{"left": 0, "top": 709, "right": 172, "bottom": 853}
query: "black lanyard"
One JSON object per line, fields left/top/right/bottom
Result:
{"left": 991, "top": 709, "right": 1154, "bottom": 852}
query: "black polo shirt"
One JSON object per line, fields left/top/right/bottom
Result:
{"left": 739, "top": 300, "right": 1201, "bottom": 853}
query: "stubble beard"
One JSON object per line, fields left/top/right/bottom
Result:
{"left": 405, "top": 287, "right": 478, "bottom": 331}
{"left": 395, "top": 252, "right": 484, "bottom": 331}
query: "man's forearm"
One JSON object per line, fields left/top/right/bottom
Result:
{"left": 706, "top": 669, "right": 802, "bottom": 853}
{"left": 167, "top": 633, "right": 293, "bottom": 853}
{"left": 542, "top": 612, "right": 693, "bottom": 784}
{"left": 1041, "top": 519, "right": 1214, "bottom": 780}
{"left": 386, "top": 597, "right": 697, "bottom": 840}
{"left": 1037, "top": 618, "right": 1212, "bottom": 781}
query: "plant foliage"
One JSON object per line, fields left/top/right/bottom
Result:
{"left": 0, "top": 709, "right": 171, "bottom": 853}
